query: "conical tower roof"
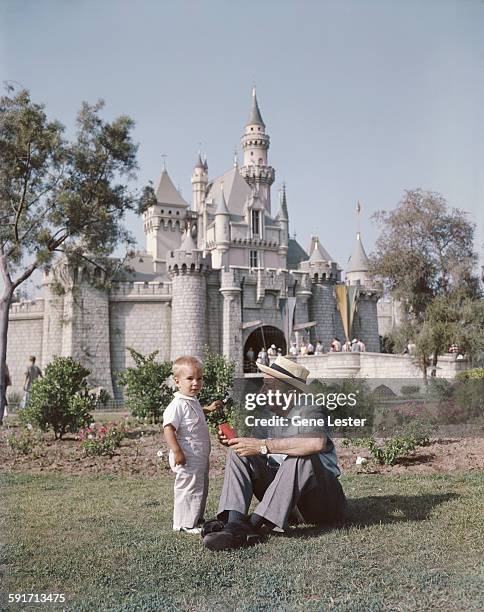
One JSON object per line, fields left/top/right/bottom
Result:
{"left": 178, "top": 227, "right": 198, "bottom": 252}
{"left": 155, "top": 168, "right": 188, "bottom": 208}
{"left": 246, "top": 87, "right": 265, "bottom": 127}
{"left": 194, "top": 152, "right": 204, "bottom": 169}
{"left": 347, "top": 232, "right": 370, "bottom": 273}
{"left": 276, "top": 183, "right": 289, "bottom": 221}
{"left": 215, "top": 184, "right": 230, "bottom": 215}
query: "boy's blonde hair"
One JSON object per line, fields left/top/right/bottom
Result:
{"left": 172, "top": 355, "right": 203, "bottom": 378}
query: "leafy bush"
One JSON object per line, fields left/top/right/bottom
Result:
{"left": 7, "top": 391, "right": 22, "bottom": 409}
{"left": 425, "top": 378, "right": 455, "bottom": 401}
{"left": 198, "top": 347, "right": 236, "bottom": 430}
{"left": 117, "top": 348, "right": 172, "bottom": 423}
{"left": 400, "top": 385, "right": 421, "bottom": 397}
{"left": 79, "top": 422, "right": 125, "bottom": 456}
{"left": 349, "top": 433, "right": 427, "bottom": 465}
{"left": 19, "top": 357, "right": 95, "bottom": 439}
{"left": 456, "top": 368, "right": 484, "bottom": 381}
{"left": 366, "top": 436, "right": 418, "bottom": 465}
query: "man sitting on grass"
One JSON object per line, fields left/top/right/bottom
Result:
{"left": 202, "top": 356, "right": 346, "bottom": 551}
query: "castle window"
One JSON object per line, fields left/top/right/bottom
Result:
{"left": 249, "top": 250, "right": 258, "bottom": 268}
{"left": 251, "top": 210, "right": 260, "bottom": 236}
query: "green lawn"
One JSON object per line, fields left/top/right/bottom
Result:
{"left": 1, "top": 471, "right": 483, "bottom": 611}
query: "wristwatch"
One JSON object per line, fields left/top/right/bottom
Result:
{"left": 259, "top": 441, "right": 269, "bottom": 455}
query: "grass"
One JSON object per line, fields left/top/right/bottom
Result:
{"left": 1, "top": 471, "right": 483, "bottom": 611}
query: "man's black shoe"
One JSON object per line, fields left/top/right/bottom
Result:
{"left": 203, "top": 518, "right": 263, "bottom": 552}
{"left": 200, "top": 518, "right": 225, "bottom": 538}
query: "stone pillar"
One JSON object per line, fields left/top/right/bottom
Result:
{"left": 220, "top": 270, "right": 243, "bottom": 375}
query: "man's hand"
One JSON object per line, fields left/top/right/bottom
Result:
{"left": 205, "top": 400, "right": 224, "bottom": 413}
{"left": 173, "top": 449, "right": 186, "bottom": 466}
{"left": 227, "top": 437, "right": 264, "bottom": 457}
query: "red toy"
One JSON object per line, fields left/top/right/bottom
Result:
{"left": 219, "top": 423, "right": 237, "bottom": 440}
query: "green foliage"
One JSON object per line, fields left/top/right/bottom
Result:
{"left": 352, "top": 436, "right": 419, "bottom": 465}
{"left": 198, "top": 347, "right": 236, "bottom": 430}
{"left": 456, "top": 368, "right": 484, "bottom": 381}
{"left": 18, "top": 357, "right": 95, "bottom": 439}
{"left": 425, "top": 378, "right": 455, "bottom": 401}
{"left": 400, "top": 385, "right": 421, "bottom": 397}
{"left": 116, "top": 348, "right": 172, "bottom": 423}
{"left": 78, "top": 422, "right": 125, "bottom": 457}
{"left": 6, "top": 426, "right": 43, "bottom": 455}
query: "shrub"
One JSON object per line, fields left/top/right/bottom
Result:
{"left": 400, "top": 385, "right": 421, "bottom": 397}
{"left": 117, "top": 348, "right": 172, "bottom": 423}
{"left": 19, "top": 357, "right": 95, "bottom": 439}
{"left": 456, "top": 368, "right": 484, "bottom": 381}
{"left": 197, "top": 347, "right": 236, "bottom": 430}
{"left": 6, "top": 425, "right": 42, "bottom": 455}
{"left": 425, "top": 378, "right": 455, "bottom": 401}
{"left": 79, "top": 422, "right": 125, "bottom": 456}
{"left": 366, "top": 436, "right": 418, "bottom": 465}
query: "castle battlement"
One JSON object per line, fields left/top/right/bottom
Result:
{"left": 109, "top": 281, "right": 172, "bottom": 301}
{"left": 8, "top": 299, "right": 45, "bottom": 319}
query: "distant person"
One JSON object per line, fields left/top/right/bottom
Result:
{"left": 276, "top": 347, "right": 283, "bottom": 357}
{"left": 342, "top": 340, "right": 351, "bottom": 352}
{"left": 330, "top": 337, "right": 341, "bottom": 352}
{"left": 267, "top": 344, "right": 277, "bottom": 358}
{"left": 358, "top": 338, "right": 366, "bottom": 352}
{"left": 307, "top": 341, "right": 315, "bottom": 355}
{"left": 289, "top": 342, "right": 298, "bottom": 357}
{"left": 246, "top": 347, "right": 255, "bottom": 364}
{"left": 4, "top": 363, "right": 12, "bottom": 417}
{"left": 351, "top": 338, "right": 361, "bottom": 353}
{"left": 407, "top": 341, "right": 416, "bottom": 356}
{"left": 315, "top": 341, "right": 324, "bottom": 355}
{"left": 299, "top": 342, "right": 308, "bottom": 356}
{"left": 21, "top": 356, "right": 42, "bottom": 408}
{"left": 257, "top": 348, "right": 269, "bottom": 366}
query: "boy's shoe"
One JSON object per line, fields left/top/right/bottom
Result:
{"left": 202, "top": 518, "right": 264, "bottom": 552}
{"left": 178, "top": 527, "right": 203, "bottom": 535}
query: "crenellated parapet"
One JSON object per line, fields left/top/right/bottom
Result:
{"left": 109, "top": 281, "right": 172, "bottom": 301}
{"left": 167, "top": 249, "right": 211, "bottom": 277}
{"left": 8, "top": 299, "right": 45, "bottom": 319}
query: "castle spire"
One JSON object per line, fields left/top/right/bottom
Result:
{"left": 246, "top": 86, "right": 265, "bottom": 127}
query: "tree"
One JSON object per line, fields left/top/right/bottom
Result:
{"left": 0, "top": 87, "right": 140, "bottom": 423}
{"left": 371, "top": 189, "right": 481, "bottom": 380}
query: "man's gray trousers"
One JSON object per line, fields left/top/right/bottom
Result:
{"left": 217, "top": 450, "right": 346, "bottom": 529}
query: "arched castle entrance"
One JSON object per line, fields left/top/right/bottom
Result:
{"left": 244, "top": 325, "right": 287, "bottom": 373}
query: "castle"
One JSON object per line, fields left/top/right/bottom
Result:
{"left": 7, "top": 90, "right": 381, "bottom": 400}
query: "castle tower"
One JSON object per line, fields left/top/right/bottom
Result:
{"left": 240, "top": 88, "right": 275, "bottom": 214}
{"left": 276, "top": 183, "right": 289, "bottom": 263}
{"left": 346, "top": 232, "right": 371, "bottom": 286}
{"left": 191, "top": 152, "right": 208, "bottom": 213}
{"left": 167, "top": 228, "right": 211, "bottom": 359}
{"left": 143, "top": 166, "right": 189, "bottom": 262}
{"left": 46, "top": 259, "right": 115, "bottom": 396}
{"left": 213, "top": 184, "right": 231, "bottom": 269}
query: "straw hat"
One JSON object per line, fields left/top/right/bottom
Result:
{"left": 256, "top": 355, "right": 310, "bottom": 393}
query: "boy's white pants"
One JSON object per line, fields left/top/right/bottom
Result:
{"left": 172, "top": 462, "right": 209, "bottom": 530}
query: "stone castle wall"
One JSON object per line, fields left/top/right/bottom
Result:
{"left": 7, "top": 300, "right": 45, "bottom": 396}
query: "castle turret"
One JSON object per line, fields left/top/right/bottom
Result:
{"left": 240, "top": 88, "right": 275, "bottom": 214}
{"left": 167, "top": 228, "right": 211, "bottom": 359}
{"left": 143, "top": 166, "right": 188, "bottom": 263}
{"left": 213, "top": 184, "right": 230, "bottom": 269}
{"left": 191, "top": 152, "right": 208, "bottom": 213}
{"left": 346, "top": 231, "right": 370, "bottom": 286}
{"left": 276, "top": 183, "right": 289, "bottom": 261}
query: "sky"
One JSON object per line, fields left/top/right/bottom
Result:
{"left": 1, "top": 0, "right": 483, "bottom": 291}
